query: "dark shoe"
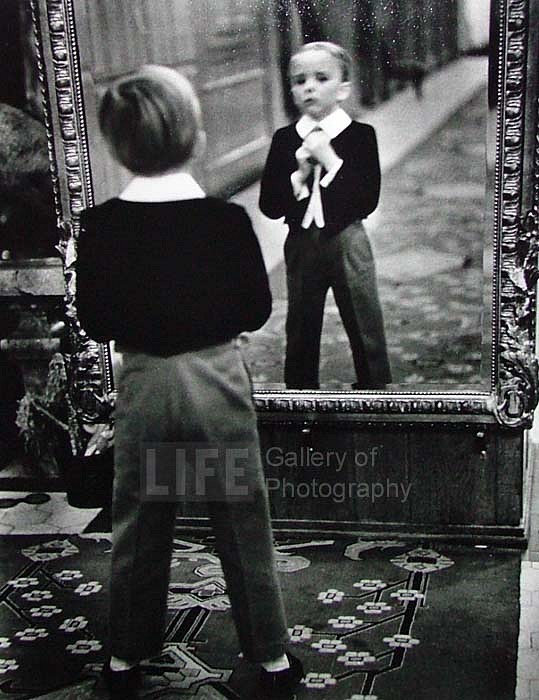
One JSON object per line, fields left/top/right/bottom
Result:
{"left": 257, "top": 653, "right": 304, "bottom": 699}
{"left": 101, "top": 662, "right": 141, "bottom": 699}
{"left": 351, "top": 382, "right": 387, "bottom": 391}
{"left": 286, "top": 383, "right": 320, "bottom": 390}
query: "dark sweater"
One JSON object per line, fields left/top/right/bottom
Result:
{"left": 259, "top": 121, "right": 380, "bottom": 237}
{"left": 76, "top": 197, "right": 272, "bottom": 355}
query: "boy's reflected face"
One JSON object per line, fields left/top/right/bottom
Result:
{"left": 289, "top": 50, "right": 350, "bottom": 120}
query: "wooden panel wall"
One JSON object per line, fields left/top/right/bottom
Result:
{"left": 75, "top": 0, "right": 198, "bottom": 204}
{"left": 73, "top": 0, "right": 273, "bottom": 203}
{"left": 193, "top": 0, "right": 272, "bottom": 195}
{"left": 177, "top": 420, "right": 525, "bottom": 544}
{"left": 256, "top": 421, "right": 524, "bottom": 533}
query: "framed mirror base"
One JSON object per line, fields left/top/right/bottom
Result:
{"left": 171, "top": 421, "right": 531, "bottom": 549}
{"left": 172, "top": 519, "right": 529, "bottom": 549}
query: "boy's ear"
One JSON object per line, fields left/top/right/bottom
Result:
{"left": 337, "top": 81, "right": 352, "bottom": 103}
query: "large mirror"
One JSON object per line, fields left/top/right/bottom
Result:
{"left": 32, "top": 0, "right": 539, "bottom": 436}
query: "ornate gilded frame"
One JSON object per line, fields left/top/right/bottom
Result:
{"left": 31, "top": 0, "right": 539, "bottom": 446}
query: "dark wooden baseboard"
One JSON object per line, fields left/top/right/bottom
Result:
{"left": 174, "top": 516, "right": 528, "bottom": 549}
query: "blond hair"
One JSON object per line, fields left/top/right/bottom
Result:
{"left": 290, "top": 41, "right": 353, "bottom": 82}
{"left": 98, "top": 65, "right": 202, "bottom": 175}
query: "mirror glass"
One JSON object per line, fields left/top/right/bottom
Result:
{"left": 71, "top": 0, "right": 496, "bottom": 392}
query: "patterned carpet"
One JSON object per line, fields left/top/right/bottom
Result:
{"left": 0, "top": 534, "right": 519, "bottom": 699}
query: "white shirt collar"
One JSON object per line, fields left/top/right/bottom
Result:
{"left": 119, "top": 171, "right": 205, "bottom": 202}
{"left": 296, "top": 108, "right": 352, "bottom": 140}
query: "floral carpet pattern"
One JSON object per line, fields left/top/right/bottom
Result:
{"left": 245, "top": 90, "right": 488, "bottom": 390}
{"left": 0, "top": 534, "right": 518, "bottom": 699}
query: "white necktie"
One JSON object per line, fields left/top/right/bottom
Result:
{"left": 301, "top": 163, "right": 325, "bottom": 229}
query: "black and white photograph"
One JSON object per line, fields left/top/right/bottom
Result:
{"left": 0, "top": 1, "right": 538, "bottom": 698}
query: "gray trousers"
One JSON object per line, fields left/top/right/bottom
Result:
{"left": 284, "top": 221, "right": 392, "bottom": 389}
{"left": 110, "top": 339, "right": 288, "bottom": 663}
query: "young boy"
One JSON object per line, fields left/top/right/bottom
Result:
{"left": 260, "top": 41, "right": 391, "bottom": 390}
{"left": 76, "top": 65, "right": 303, "bottom": 700}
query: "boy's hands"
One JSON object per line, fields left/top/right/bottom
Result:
{"left": 295, "top": 145, "right": 313, "bottom": 182}
{"left": 303, "top": 130, "right": 341, "bottom": 172}
{"left": 292, "top": 129, "right": 342, "bottom": 197}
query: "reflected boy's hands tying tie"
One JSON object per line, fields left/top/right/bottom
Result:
{"left": 295, "top": 144, "right": 313, "bottom": 182}
{"left": 302, "top": 129, "right": 341, "bottom": 172}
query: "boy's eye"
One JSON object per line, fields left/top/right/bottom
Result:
{"left": 291, "top": 76, "right": 305, "bottom": 85}
{"left": 316, "top": 73, "right": 329, "bottom": 82}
